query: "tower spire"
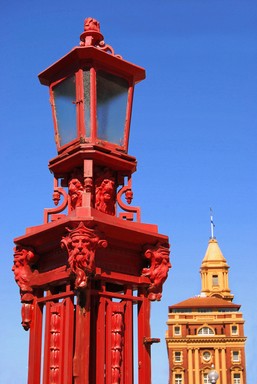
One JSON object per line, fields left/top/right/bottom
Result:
{"left": 210, "top": 207, "right": 215, "bottom": 239}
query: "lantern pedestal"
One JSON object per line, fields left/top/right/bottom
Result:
{"left": 14, "top": 208, "right": 169, "bottom": 384}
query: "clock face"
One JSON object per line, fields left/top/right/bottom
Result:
{"left": 203, "top": 351, "right": 211, "bottom": 361}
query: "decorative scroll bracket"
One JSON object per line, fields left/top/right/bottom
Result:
{"left": 44, "top": 176, "right": 68, "bottom": 223}
{"left": 117, "top": 175, "right": 141, "bottom": 222}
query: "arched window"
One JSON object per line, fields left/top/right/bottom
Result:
{"left": 174, "top": 374, "right": 183, "bottom": 384}
{"left": 212, "top": 274, "right": 219, "bottom": 286}
{"left": 233, "top": 373, "right": 241, "bottom": 384}
{"left": 173, "top": 369, "right": 184, "bottom": 384}
{"left": 198, "top": 327, "right": 215, "bottom": 336}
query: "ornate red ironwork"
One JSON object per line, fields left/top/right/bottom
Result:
{"left": 80, "top": 17, "right": 122, "bottom": 58}
{"left": 20, "top": 302, "right": 34, "bottom": 331}
{"left": 49, "top": 304, "right": 61, "bottom": 383}
{"left": 12, "top": 246, "right": 37, "bottom": 294}
{"left": 68, "top": 169, "right": 84, "bottom": 211}
{"left": 94, "top": 168, "right": 116, "bottom": 216}
{"left": 117, "top": 175, "right": 141, "bottom": 222}
{"left": 61, "top": 222, "right": 108, "bottom": 289}
{"left": 12, "top": 246, "right": 38, "bottom": 330}
{"left": 142, "top": 243, "right": 171, "bottom": 301}
{"left": 111, "top": 303, "right": 125, "bottom": 384}
{"left": 44, "top": 176, "right": 68, "bottom": 223}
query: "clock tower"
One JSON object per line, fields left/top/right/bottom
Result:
{"left": 166, "top": 231, "right": 247, "bottom": 384}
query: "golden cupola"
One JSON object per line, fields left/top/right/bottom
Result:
{"left": 200, "top": 215, "right": 234, "bottom": 301}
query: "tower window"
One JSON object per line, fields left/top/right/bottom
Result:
{"left": 233, "top": 373, "right": 241, "bottom": 384}
{"left": 174, "top": 326, "right": 181, "bottom": 336}
{"left": 175, "top": 374, "right": 183, "bottom": 384}
{"left": 232, "top": 351, "right": 240, "bottom": 362}
{"left": 174, "top": 351, "right": 182, "bottom": 362}
{"left": 232, "top": 325, "right": 238, "bottom": 335}
{"left": 212, "top": 275, "right": 219, "bottom": 286}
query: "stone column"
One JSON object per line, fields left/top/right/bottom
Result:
{"left": 188, "top": 348, "right": 194, "bottom": 384}
{"left": 194, "top": 348, "right": 200, "bottom": 383}
{"left": 221, "top": 348, "right": 227, "bottom": 384}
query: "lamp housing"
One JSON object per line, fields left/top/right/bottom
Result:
{"left": 38, "top": 19, "right": 145, "bottom": 160}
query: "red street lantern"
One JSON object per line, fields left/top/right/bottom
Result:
{"left": 13, "top": 18, "right": 171, "bottom": 384}
{"left": 39, "top": 18, "right": 145, "bottom": 155}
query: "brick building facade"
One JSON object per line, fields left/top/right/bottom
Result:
{"left": 166, "top": 237, "right": 247, "bottom": 384}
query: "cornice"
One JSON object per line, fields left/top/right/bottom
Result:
{"left": 167, "top": 317, "right": 245, "bottom": 324}
{"left": 166, "top": 337, "right": 247, "bottom": 345}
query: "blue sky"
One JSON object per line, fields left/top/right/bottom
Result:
{"left": 1, "top": 1, "right": 257, "bottom": 383}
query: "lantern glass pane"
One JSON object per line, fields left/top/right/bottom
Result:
{"left": 96, "top": 71, "right": 128, "bottom": 146}
{"left": 53, "top": 75, "right": 77, "bottom": 146}
{"left": 83, "top": 70, "right": 91, "bottom": 137}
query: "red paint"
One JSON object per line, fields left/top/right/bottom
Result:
{"left": 13, "top": 18, "right": 170, "bottom": 384}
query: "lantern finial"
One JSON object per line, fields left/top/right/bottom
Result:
{"left": 80, "top": 17, "right": 104, "bottom": 46}
{"left": 80, "top": 18, "right": 121, "bottom": 57}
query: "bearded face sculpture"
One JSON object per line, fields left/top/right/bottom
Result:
{"left": 12, "top": 246, "right": 38, "bottom": 296}
{"left": 12, "top": 246, "right": 38, "bottom": 330}
{"left": 61, "top": 222, "right": 107, "bottom": 289}
{"left": 142, "top": 243, "right": 171, "bottom": 301}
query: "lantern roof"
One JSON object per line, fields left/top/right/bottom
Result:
{"left": 38, "top": 17, "right": 145, "bottom": 86}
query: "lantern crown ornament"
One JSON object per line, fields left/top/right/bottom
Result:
{"left": 80, "top": 18, "right": 104, "bottom": 47}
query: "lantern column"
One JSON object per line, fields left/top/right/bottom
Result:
{"left": 13, "top": 18, "right": 171, "bottom": 384}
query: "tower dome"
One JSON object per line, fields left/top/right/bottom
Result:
{"left": 200, "top": 237, "right": 234, "bottom": 301}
